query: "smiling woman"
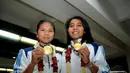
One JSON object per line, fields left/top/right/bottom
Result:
{"left": 13, "top": 19, "right": 63, "bottom": 73}
{"left": 0, "top": 19, "right": 65, "bottom": 73}
{"left": 61, "top": 16, "right": 110, "bottom": 73}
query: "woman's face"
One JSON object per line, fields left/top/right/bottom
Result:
{"left": 68, "top": 19, "right": 85, "bottom": 40}
{"left": 37, "top": 22, "right": 54, "bottom": 44}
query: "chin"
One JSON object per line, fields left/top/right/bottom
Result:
{"left": 41, "top": 41, "right": 50, "bottom": 44}
{"left": 72, "top": 37, "right": 80, "bottom": 39}
{"left": 72, "top": 38, "right": 79, "bottom": 40}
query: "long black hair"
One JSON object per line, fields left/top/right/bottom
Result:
{"left": 65, "top": 16, "right": 94, "bottom": 46}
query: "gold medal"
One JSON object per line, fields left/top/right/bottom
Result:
{"left": 74, "top": 43, "right": 81, "bottom": 50}
{"left": 43, "top": 46, "right": 52, "bottom": 55}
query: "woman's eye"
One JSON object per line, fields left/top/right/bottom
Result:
{"left": 69, "top": 25, "right": 72, "bottom": 27}
{"left": 78, "top": 25, "right": 82, "bottom": 26}
{"left": 49, "top": 29, "right": 54, "bottom": 32}
{"left": 41, "top": 29, "right": 45, "bottom": 31}
{"left": 77, "top": 23, "right": 83, "bottom": 27}
{"left": 69, "top": 24, "right": 73, "bottom": 27}
{"left": 49, "top": 30, "right": 53, "bottom": 32}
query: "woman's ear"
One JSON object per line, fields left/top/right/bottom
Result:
{"left": 36, "top": 33, "right": 38, "bottom": 38}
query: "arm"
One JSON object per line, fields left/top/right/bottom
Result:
{"left": 79, "top": 44, "right": 110, "bottom": 73}
{"left": 79, "top": 45, "right": 99, "bottom": 73}
{"left": 22, "top": 63, "right": 35, "bottom": 73}
{"left": 23, "top": 46, "right": 44, "bottom": 73}
{"left": 13, "top": 49, "right": 29, "bottom": 73}
{"left": 86, "top": 61, "right": 99, "bottom": 73}
{"left": 14, "top": 47, "right": 44, "bottom": 73}
{"left": 93, "top": 46, "right": 110, "bottom": 73}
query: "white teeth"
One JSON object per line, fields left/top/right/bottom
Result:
{"left": 73, "top": 32, "right": 78, "bottom": 34}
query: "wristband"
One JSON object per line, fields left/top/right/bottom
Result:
{"left": 87, "top": 62, "right": 93, "bottom": 68}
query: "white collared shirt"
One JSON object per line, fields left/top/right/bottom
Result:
{"left": 13, "top": 44, "right": 62, "bottom": 73}
{"left": 61, "top": 40, "right": 110, "bottom": 73}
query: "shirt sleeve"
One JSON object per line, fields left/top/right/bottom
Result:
{"left": 13, "top": 49, "right": 29, "bottom": 73}
{"left": 93, "top": 46, "right": 110, "bottom": 73}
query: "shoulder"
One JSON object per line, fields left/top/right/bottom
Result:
{"left": 17, "top": 46, "right": 34, "bottom": 54}
{"left": 91, "top": 42, "right": 101, "bottom": 47}
{"left": 23, "top": 46, "right": 34, "bottom": 56}
{"left": 88, "top": 42, "right": 101, "bottom": 49}
{"left": 87, "top": 42, "right": 102, "bottom": 55}
{"left": 15, "top": 47, "right": 34, "bottom": 61}
{"left": 23, "top": 46, "right": 34, "bottom": 52}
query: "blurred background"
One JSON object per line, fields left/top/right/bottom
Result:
{"left": 0, "top": 0, "right": 130, "bottom": 73}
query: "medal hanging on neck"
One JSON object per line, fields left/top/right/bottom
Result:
{"left": 74, "top": 42, "right": 86, "bottom": 73}
{"left": 74, "top": 43, "right": 81, "bottom": 50}
{"left": 38, "top": 45, "right": 53, "bottom": 73}
{"left": 34, "top": 43, "right": 58, "bottom": 73}
{"left": 43, "top": 46, "right": 52, "bottom": 55}
{"left": 65, "top": 42, "right": 87, "bottom": 73}
{"left": 43, "top": 45, "right": 58, "bottom": 73}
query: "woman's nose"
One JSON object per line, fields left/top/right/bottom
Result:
{"left": 73, "top": 25, "right": 77, "bottom": 29}
{"left": 45, "top": 31, "right": 49, "bottom": 35}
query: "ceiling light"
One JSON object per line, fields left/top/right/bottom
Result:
{"left": 13, "top": 57, "right": 16, "bottom": 59}
{"left": 6, "top": 69, "right": 14, "bottom": 72}
{"left": 20, "top": 36, "right": 38, "bottom": 45}
{"left": 0, "top": 68, "right": 6, "bottom": 71}
{"left": 0, "top": 68, "right": 14, "bottom": 72}
{"left": 0, "top": 30, "right": 20, "bottom": 41}
{"left": 0, "top": 30, "right": 37, "bottom": 45}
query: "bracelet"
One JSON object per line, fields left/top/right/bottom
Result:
{"left": 87, "top": 62, "right": 93, "bottom": 68}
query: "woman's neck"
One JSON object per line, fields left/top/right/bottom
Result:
{"left": 72, "top": 38, "right": 82, "bottom": 44}
{"left": 73, "top": 40, "right": 78, "bottom": 44}
{"left": 39, "top": 41, "right": 49, "bottom": 46}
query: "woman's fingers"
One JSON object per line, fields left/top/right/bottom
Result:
{"left": 31, "top": 46, "right": 45, "bottom": 64}
{"left": 34, "top": 46, "right": 42, "bottom": 52}
{"left": 78, "top": 45, "right": 90, "bottom": 64}
{"left": 80, "top": 51, "right": 90, "bottom": 64}
{"left": 33, "top": 46, "right": 44, "bottom": 55}
{"left": 78, "top": 47, "right": 89, "bottom": 55}
{"left": 81, "top": 55, "right": 90, "bottom": 64}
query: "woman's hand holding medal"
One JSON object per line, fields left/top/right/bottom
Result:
{"left": 31, "top": 45, "right": 52, "bottom": 65}
{"left": 32, "top": 46, "right": 44, "bottom": 65}
{"left": 74, "top": 43, "right": 90, "bottom": 64}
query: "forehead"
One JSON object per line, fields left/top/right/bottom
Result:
{"left": 70, "top": 19, "right": 82, "bottom": 23}
{"left": 40, "top": 22, "right": 53, "bottom": 28}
